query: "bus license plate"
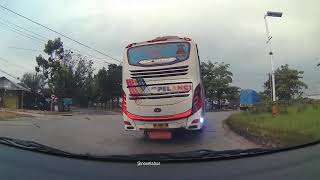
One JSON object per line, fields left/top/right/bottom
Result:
{"left": 153, "top": 123, "right": 168, "bottom": 128}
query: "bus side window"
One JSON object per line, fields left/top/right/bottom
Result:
{"left": 196, "top": 44, "right": 206, "bottom": 106}
{"left": 196, "top": 44, "right": 201, "bottom": 67}
{"left": 196, "top": 44, "right": 203, "bottom": 81}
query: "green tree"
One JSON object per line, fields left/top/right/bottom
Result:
{"left": 263, "top": 64, "right": 308, "bottom": 101}
{"left": 93, "top": 67, "right": 109, "bottom": 108}
{"left": 258, "top": 91, "right": 270, "bottom": 102}
{"left": 224, "top": 86, "right": 240, "bottom": 105}
{"left": 201, "top": 61, "right": 237, "bottom": 109}
{"left": 34, "top": 38, "right": 122, "bottom": 110}
{"left": 263, "top": 73, "right": 272, "bottom": 98}
{"left": 106, "top": 64, "right": 122, "bottom": 108}
{"left": 92, "top": 64, "right": 122, "bottom": 109}
{"left": 73, "top": 56, "right": 94, "bottom": 107}
{"left": 35, "top": 38, "right": 95, "bottom": 110}
{"left": 35, "top": 38, "right": 65, "bottom": 111}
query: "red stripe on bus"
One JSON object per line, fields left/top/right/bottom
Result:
{"left": 124, "top": 109, "right": 192, "bottom": 121}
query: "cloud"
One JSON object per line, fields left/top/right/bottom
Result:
{"left": 0, "top": 0, "right": 319, "bottom": 91}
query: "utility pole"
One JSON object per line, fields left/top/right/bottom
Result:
{"left": 264, "top": 11, "right": 283, "bottom": 115}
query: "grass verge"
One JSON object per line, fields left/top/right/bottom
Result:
{"left": 42, "top": 111, "right": 73, "bottom": 115}
{"left": 226, "top": 105, "right": 320, "bottom": 148}
{"left": 0, "top": 111, "right": 32, "bottom": 120}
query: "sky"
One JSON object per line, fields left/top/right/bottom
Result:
{"left": 0, "top": 0, "right": 319, "bottom": 93}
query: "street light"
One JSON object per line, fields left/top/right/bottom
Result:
{"left": 264, "top": 11, "right": 282, "bottom": 115}
{"left": 266, "top": 11, "right": 283, "bottom": 17}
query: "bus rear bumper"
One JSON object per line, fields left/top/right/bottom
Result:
{"left": 122, "top": 110, "right": 204, "bottom": 131}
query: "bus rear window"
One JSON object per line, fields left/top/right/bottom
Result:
{"left": 127, "top": 42, "right": 190, "bottom": 66}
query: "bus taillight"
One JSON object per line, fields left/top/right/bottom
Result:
{"left": 192, "top": 84, "right": 203, "bottom": 113}
{"left": 122, "top": 90, "right": 127, "bottom": 113}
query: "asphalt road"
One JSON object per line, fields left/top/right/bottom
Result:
{"left": 0, "top": 109, "right": 259, "bottom": 155}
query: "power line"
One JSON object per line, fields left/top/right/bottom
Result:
{"left": 0, "top": 25, "right": 111, "bottom": 66}
{"left": 71, "top": 51, "right": 112, "bottom": 65}
{"left": 0, "top": 23, "right": 44, "bottom": 71}
{"left": 0, "top": 22, "right": 45, "bottom": 43}
{"left": 0, "top": 21, "right": 45, "bottom": 42}
{"left": 7, "top": 46, "right": 42, "bottom": 52}
{"left": 0, "top": 17, "right": 48, "bottom": 40}
{"left": 0, "top": 26, "right": 115, "bottom": 80}
{"left": 0, "top": 4, "right": 121, "bottom": 63}
{"left": 0, "top": 67, "right": 20, "bottom": 81}
{"left": 67, "top": 47, "right": 112, "bottom": 65}
{"left": 7, "top": 45, "right": 112, "bottom": 65}
{"left": 0, "top": 18, "right": 114, "bottom": 65}
{"left": 0, "top": 56, "right": 34, "bottom": 71}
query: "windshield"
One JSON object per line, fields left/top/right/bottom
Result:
{"left": 127, "top": 42, "right": 190, "bottom": 66}
{"left": 0, "top": 0, "right": 319, "bottom": 166}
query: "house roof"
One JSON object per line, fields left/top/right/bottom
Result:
{"left": 0, "top": 76, "right": 30, "bottom": 92}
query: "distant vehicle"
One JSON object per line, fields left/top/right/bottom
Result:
{"left": 23, "top": 95, "right": 50, "bottom": 111}
{"left": 239, "top": 89, "right": 259, "bottom": 110}
{"left": 121, "top": 36, "right": 205, "bottom": 138}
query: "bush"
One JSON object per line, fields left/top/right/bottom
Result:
{"left": 249, "top": 101, "right": 272, "bottom": 114}
{"left": 278, "top": 103, "right": 289, "bottom": 114}
{"left": 296, "top": 102, "right": 308, "bottom": 113}
{"left": 247, "top": 98, "right": 320, "bottom": 115}
{"left": 309, "top": 100, "right": 320, "bottom": 110}
{"left": 276, "top": 100, "right": 291, "bottom": 114}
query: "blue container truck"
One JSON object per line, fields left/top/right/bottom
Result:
{"left": 240, "top": 89, "right": 259, "bottom": 110}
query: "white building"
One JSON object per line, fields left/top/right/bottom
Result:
{"left": 303, "top": 88, "right": 320, "bottom": 100}
{"left": 307, "top": 94, "right": 320, "bottom": 100}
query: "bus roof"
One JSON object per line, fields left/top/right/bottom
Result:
{"left": 126, "top": 36, "right": 193, "bottom": 48}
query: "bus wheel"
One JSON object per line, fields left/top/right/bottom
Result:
{"left": 199, "top": 128, "right": 204, "bottom": 133}
{"left": 198, "top": 122, "right": 207, "bottom": 133}
{"left": 194, "top": 127, "right": 204, "bottom": 133}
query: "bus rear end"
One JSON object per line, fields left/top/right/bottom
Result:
{"left": 122, "top": 36, "right": 205, "bottom": 135}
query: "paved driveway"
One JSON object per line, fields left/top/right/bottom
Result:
{"left": 0, "top": 109, "right": 259, "bottom": 155}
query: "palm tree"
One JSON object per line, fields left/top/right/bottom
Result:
{"left": 20, "top": 73, "right": 45, "bottom": 94}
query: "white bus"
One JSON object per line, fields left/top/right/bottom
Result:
{"left": 122, "top": 36, "right": 205, "bottom": 137}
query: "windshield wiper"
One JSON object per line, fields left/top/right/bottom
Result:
{"left": 103, "top": 149, "right": 271, "bottom": 162}
{"left": 0, "top": 137, "right": 73, "bottom": 156}
{"left": 0, "top": 136, "right": 273, "bottom": 162}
